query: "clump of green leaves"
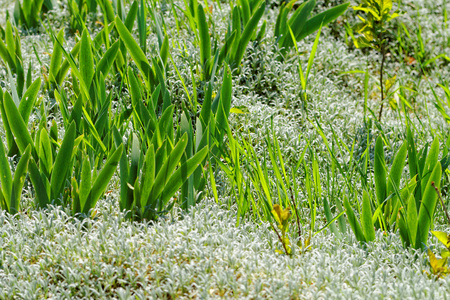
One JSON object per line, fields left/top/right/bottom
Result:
{"left": 113, "top": 107, "right": 208, "bottom": 221}
{"left": 71, "top": 144, "right": 123, "bottom": 216}
{"left": 344, "top": 130, "right": 449, "bottom": 250}
{"left": 351, "top": 0, "right": 399, "bottom": 120}
{"left": 0, "top": 20, "right": 30, "bottom": 99}
{"left": 275, "top": 0, "right": 349, "bottom": 57}
{"left": 14, "top": 0, "right": 45, "bottom": 30}
{"left": 344, "top": 189, "right": 376, "bottom": 243}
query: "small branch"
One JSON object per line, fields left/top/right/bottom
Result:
{"left": 378, "top": 42, "right": 386, "bottom": 121}
{"left": 269, "top": 222, "right": 290, "bottom": 255}
{"left": 431, "top": 181, "right": 450, "bottom": 225}
{"left": 289, "top": 186, "right": 302, "bottom": 239}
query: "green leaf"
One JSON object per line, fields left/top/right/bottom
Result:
{"left": 149, "top": 133, "right": 188, "bottom": 205}
{"left": 0, "top": 36, "right": 14, "bottom": 69}
{"left": 154, "top": 105, "right": 174, "bottom": 146}
{"left": 386, "top": 141, "right": 407, "bottom": 197}
{"left": 233, "top": 2, "right": 265, "bottom": 66}
{"left": 274, "top": 4, "right": 287, "bottom": 39}
{"left": 335, "top": 199, "right": 347, "bottom": 235}
{"left": 19, "top": 76, "right": 41, "bottom": 124}
{"left": 297, "top": 2, "right": 349, "bottom": 41}
{"left": 55, "top": 40, "right": 81, "bottom": 86}
{"left": 159, "top": 146, "right": 208, "bottom": 206}
{"left": 406, "top": 191, "right": 418, "bottom": 245}
{"left": 49, "top": 29, "right": 65, "bottom": 85}
{"left": 306, "top": 24, "right": 321, "bottom": 81}
{"left": 79, "top": 157, "right": 92, "bottom": 213}
{"left": 81, "top": 106, "right": 107, "bottom": 152}
{"left": 240, "top": 0, "right": 251, "bottom": 25}
{"left": 7, "top": 66, "right": 20, "bottom": 107}
{"left": 323, "top": 197, "right": 340, "bottom": 237}
{"left": 113, "top": 127, "right": 130, "bottom": 211}
{"left": 3, "top": 91, "right": 34, "bottom": 155}
{"left": 0, "top": 138, "right": 12, "bottom": 208}
{"left": 96, "top": 40, "right": 120, "bottom": 79}
{"left": 282, "top": 0, "right": 315, "bottom": 49}
{"left": 397, "top": 209, "right": 409, "bottom": 247}
{"left": 50, "top": 122, "right": 76, "bottom": 202}
{"left": 83, "top": 144, "right": 123, "bottom": 214}
{"left": 140, "top": 143, "right": 155, "bottom": 210}
{"left": 218, "top": 30, "right": 236, "bottom": 67}
{"left": 28, "top": 159, "right": 50, "bottom": 208}
{"left": 344, "top": 196, "right": 366, "bottom": 242}
{"left": 129, "top": 133, "right": 140, "bottom": 200}
{"left": 214, "top": 65, "right": 232, "bottom": 148}
{"left": 421, "top": 137, "right": 439, "bottom": 196}
{"left": 137, "top": 0, "right": 146, "bottom": 52}
{"left": 115, "top": 16, "right": 151, "bottom": 87}
{"left": 5, "top": 21, "right": 15, "bottom": 67}
{"left": 54, "top": 35, "right": 90, "bottom": 100}
{"left": 124, "top": 0, "right": 138, "bottom": 30}
{"left": 374, "top": 136, "right": 386, "bottom": 205}
{"left": 0, "top": 94, "right": 15, "bottom": 153}
{"left": 361, "top": 190, "right": 375, "bottom": 242}
{"left": 38, "top": 128, "right": 53, "bottom": 178}
{"left": 353, "top": 5, "right": 380, "bottom": 20}
{"left": 407, "top": 126, "right": 418, "bottom": 179}
{"left": 128, "top": 67, "right": 142, "bottom": 113}
{"left": 230, "top": 6, "right": 241, "bottom": 59}
{"left": 160, "top": 34, "right": 169, "bottom": 67}
{"left": 10, "top": 145, "right": 31, "bottom": 214}
{"left": 415, "top": 162, "right": 442, "bottom": 249}
{"left": 199, "top": 83, "right": 212, "bottom": 129}
{"left": 197, "top": 4, "right": 210, "bottom": 68}
{"left": 80, "top": 29, "right": 94, "bottom": 91}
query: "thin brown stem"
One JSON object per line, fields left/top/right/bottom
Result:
{"left": 269, "top": 222, "right": 290, "bottom": 255}
{"left": 289, "top": 186, "right": 302, "bottom": 240}
{"left": 378, "top": 42, "right": 386, "bottom": 121}
{"left": 431, "top": 181, "right": 450, "bottom": 225}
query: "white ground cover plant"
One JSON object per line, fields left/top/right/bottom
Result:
{"left": 0, "top": 0, "right": 450, "bottom": 298}
{"left": 1, "top": 199, "right": 450, "bottom": 299}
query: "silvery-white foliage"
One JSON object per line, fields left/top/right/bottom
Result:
{"left": 1, "top": 199, "right": 450, "bottom": 299}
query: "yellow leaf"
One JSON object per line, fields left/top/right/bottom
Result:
{"left": 271, "top": 204, "right": 283, "bottom": 225}
{"left": 387, "top": 12, "right": 399, "bottom": 22}
{"left": 272, "top": 204, "right": 291, "bottom": 222}
{"left": 378, "top": 0, "right": 393, "bottom": 13}
{"left": 230, "top": 107, "right": 247, "bottom": 114}
{"left": 303, "top": 235, "right": 311, "bottom": 251}
{"left": 428, "top": 248, "right": 449, "bottom": 276}
{"left": 230, "top": 106, "right": 249, "bottom": 114}
{"left": 356, "top": 15, "right": 367, "bottom": 23}
{"left": 280, "top": 207, "right": 291, "bottom": 223}
{"left": 385, "top": 75, "right": 396, "bottom": 92}
{"left": 389, "top": 97, "right": 398, "bottom": 110}
{"left": 286, "top": 245, "right": 292, "bottom": 255}
{"left": 432, "top": 231, "right": 450, "bottom": 249}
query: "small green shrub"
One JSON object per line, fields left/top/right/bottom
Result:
{"left": 350, "top": 0, "right": 399, "bottom": 120}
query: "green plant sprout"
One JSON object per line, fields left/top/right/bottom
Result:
{"left": 271, "top": 204, "right": 293, "bottom": 255}
{"left": 351, "top": 0, "right": 399, "bottom": 120}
